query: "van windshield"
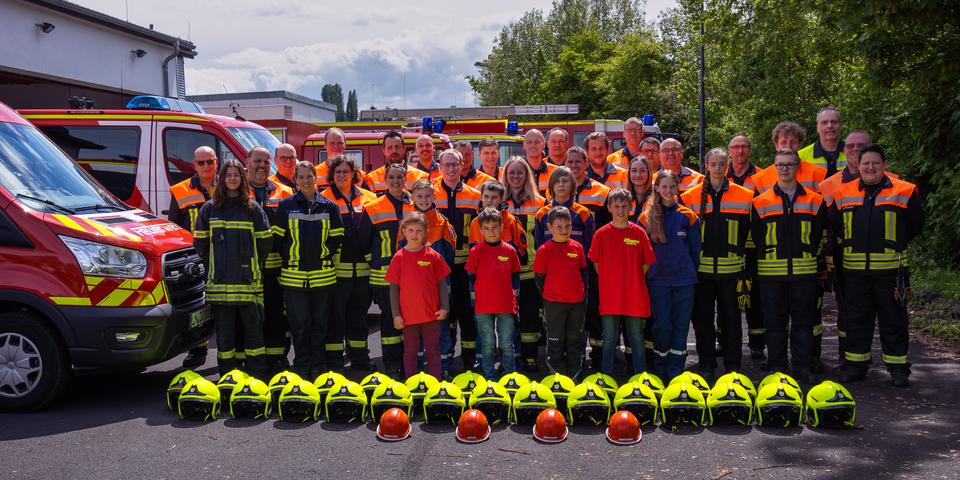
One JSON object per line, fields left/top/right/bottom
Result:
{"left": 228, "top": 127, "right": 282, "bottom": 156}
{"left": 0, "top": 122, "right": 123, "bottom": 213}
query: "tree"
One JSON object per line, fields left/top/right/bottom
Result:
{"left": 321, "top": 83, "right": 345, "bottom": 121}
{"left": 346, "top": 89, "right": 358, "bottom": 121}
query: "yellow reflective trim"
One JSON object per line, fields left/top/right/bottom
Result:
{"left": 845, "top": 351, "right": 871, "bottom": 362}
{"left": 244, "top": 347, "right": 266, "bottom": 356}
{"left": 381, "top": 336, "right": 402, "bottom": 345}
{"left": 812, "top": 323, "right": 823, "bottom": 336}
{"left": 882, "top": 354, "right": 907, "bottom": 364}
{"left": 84, "top": 276, "right": 104, "bottom": 288}
{"left": 884, "top": 211, "right": 896, "bottom": 242}
{"left": 727, "top": 219, "right": 738, "bottom": 246}
{"left": 22, "top": 114, "right": 153, "bottom": 120}
{"left": 152, "top": 115, "right": 210, "bottom": 122}
{"left": 765, "top": 223, "right": 777, "bottom": 258}
{"left": 97, "top": 288, "right": 136, "bottom": 307}
{"left": 82, "top": 219, "right": 118, "bottom": 237}
{"left": 800, "top": 220, "right": 811, "bottom": 246}
{"left": 843, "top": 211, "right": 853, "bottom": 241}
{"left": 348, "top": 340, "right": 368, "bottom": 348}
{"left": 379, "top": 230, "right": 392, "bottom": 260}
{"left": 52, "top": 214, "right": 86, "bottom": 233}
{"left": 50, "top": 296, "right": 92, "bottom": 306}
{"left": 265, "top": 347, "right": 286, "bottom": 355}
{"left": 326, "top": 343, "right": 345, "bottom": 351}
{"left": 217, "top": 349, "right": 236, "bottom": 359}
{"left": 461, "top": 341, "right": 477, "bottom": 349}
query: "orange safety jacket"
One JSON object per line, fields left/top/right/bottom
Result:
{"left": 750, "top": 183, "right": 825, "bottom": 281}
{"left": 681, "top": 180, "right": 753, "bottom": 277}
{"left": 321, "top": 185, "right": 377, "bottom": 278}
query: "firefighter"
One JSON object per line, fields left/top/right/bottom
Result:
{"left": 750, "top": 149, "right": 825, "bottom": 385}
{"left": 585, "top": 132, "right": 629, "bottom": 189}
{"left": 246, "top": 147, "right": 294, "bottom": 374}
{"left": 546, "top": 128, "right": 569, "bottom": 166}
{"left": 563, "top": 146, "right": 609, "bottom": 371}
{"left": 168, "top": 145, "right": 217, "bottom": 369}
{"left": 193, "top": 159, "right": 273, "bottom": 379}
{"left": 435, "top": 149, "right": 482, "bottom": 372}
{"left": 414, "top": 134, "right": 441, "bottom": 182}
{"left": 478, "top": 137, "right": 501, "bottom": 179}
{"left": 681, "top": 148, "right": 753, "bottom": 379}
{"left": 726, "top": 135, "right": 765, "bottom": 361}
{"left": 799, "top": 106, "right": 846, "bottom": 177}
{"left": 274, "top": 161, "right": 344, "bottom": 378}
{"left": 657, "top": 138, "right": 703, "bottom": 193}
{"left": 833, "top": 144, "right": 923, "bottom": 388}
{"left": 502, "top": 157, "right": 547, "bottom": 371}
{"left": 270, "top": 143, "right": 300, "bottom": 191}
{"left": 607, "top": 117, "right": 645, "bottom": 169}
{"left": 365, "top": 131, "right": 428, "bottom": 194}
{"left": 639, "top": 137, "right": 662, "bottom": 173}
{"left": 361, "top": 163, "right": 415, "bottom": 377}
{"left": 454, "top": 140, "right": 495, "bottom": 189}
{"left": 316, "top": 127, "right": 365, "bottom": 189}
{"left": 322, "top": 155, "right": 377, "bottom": 371}
{"left": 523, "top": 129, "right": 557, "bottom": 195}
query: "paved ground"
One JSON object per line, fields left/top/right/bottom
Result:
{"left": 2, "top": 295, "right": 960, "bottom": 479}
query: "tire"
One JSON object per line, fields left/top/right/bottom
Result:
{"left": 0, "top": 310, "right": 70, "bottom": 412}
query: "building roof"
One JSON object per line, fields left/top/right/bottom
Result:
{"left": 25, "top": 0, "right": 197, "bottom": 58}
{"left": 186, "top": 90, "right": 336, "bottom": 111}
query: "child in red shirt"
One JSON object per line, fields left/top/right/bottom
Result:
{"left": 533, "top": 206, "right": 589, "bottom": 379}
{"left": 468, "top": 180, "right": 527, "bottom": 256}
{"left": 588, "top": 188, "right": 656, "bottom": 376}
{"left": 466, "top": 208, "right": 522, "bottom": 380}
{"left": 386, "top": 211, "right": 451, "bottom": 379}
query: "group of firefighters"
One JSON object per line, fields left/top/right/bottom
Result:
{"left": 167, "top": 105, "right": 922, "bottom": 389}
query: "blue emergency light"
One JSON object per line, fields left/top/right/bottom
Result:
{"left": 433, "top": 119, "right": 445, "bottom": 133}
{"left": 422, "top": 116, "right": 433, "bottom": 131}
{"left": 642, "top": 114, "right": 655, "bottom": 126}
{"left": 127, "top": 95, "right": 171, "bottom": 111}
{"left": 506, "top": 121, "right": 519, "bottom": 135}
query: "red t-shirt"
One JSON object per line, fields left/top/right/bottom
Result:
{"left": 385, "top": 246, "right": 451, "bottom": 325}
{"left": 465, "top": 241, "right": 521, "bottom": 314}
{"left": 533, "top": 240, "right": 587, "bottom": 303}
{"left": 588, "top": 223, "right": 656, "bottom": 317}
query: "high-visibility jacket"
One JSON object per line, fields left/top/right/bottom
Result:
{"left": 574, "top": 177, "right": 611, "bottom": 228}
{"left": 799, "top": 140, "right": 846, "bottom": 177}
{"left": 414, "top": 161, "right": 442, "bottom": 182}
{"left": 586, "top": 162, "right": 629, "bottom": 189}
{"left": 529, "top": 159, "right": 557, "bottom": 195}
{"left": 752, "top": 161, "right": 826, "bottom": 195}
{"left": 193, "top": 197, "right": 273, "bottom": 304}
{"left": 726, "top": 162, "right": 759, "bottom": 192}
{"left": 168, "top": 175, "right": 212, "bottom": 234}
{"left": 270, "top": 173, "right": 297, "bottom": 192}
{"left": 273, "top": 192, "right": 344, "bottom": 289}
{"left": 468, "top": 209, "right": 528, "bottom": 259}
{"left": 820, "top": 168, "right": 898, "bottom": 207}
{"left": 831, "top": 175, "right": 923, "bottom": 273}
{"left": 681, "top": 180, "right": 753, "bottom": 277}
{"left": 364, "top": 165, "right": 428, "bottom": 194}
{"left": 362, "top": 191, "right": 415, "bottom": 287}
{"left": 462, "top": 167, "right": 496, "bottom": 190}
{"left": 315, "top": 161, "right": 367, "bottom": 190}
{"left": 750, "top": 184, "right": 825, "bottom": 281}
{"left": 607, "top": 145, "right": 639, "bottom": 170}
{"left": 434, "top": 181, "right": 481, "bottom": 265}
{"left": 506, "top": 195, "right": 546, "bottom": 280}
{"left": 629, "top": 188, "right": 653, "bottom": 224}
{"left": 654, "top": 166, "right": 703, "bottom": 194}
{"left": 321, "top": 185, "right": 377, "bottom": 278}
{"left": 479, "top": 165, "right": 501, "bottom": 181}
{"left": 396, "top": 207, "right": 458, "bottom": 269}
{"left": 250, "top": 179, "right": 294, "bottom": 270}
{"left": 535, "top": 199, "right": 596, "bottom": 254}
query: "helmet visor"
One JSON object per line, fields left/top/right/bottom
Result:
{"left": 179, "top": 399, "right": 218, "bottom": 421}
{"left": 617, "top": 403, "right": 658, "bottom": 426}
{"left": 326, "top": 401, "right": 364, "bottom": 423}
{"left": 473, "top": 402, "right": 510, "bottom": 426}
{"left": 280, "top": 399, "right": 318, "bottom": 422}
{"left": 710, "top": 405, "right": 752, "bottom": 426}
{"left": 662, "top": 406, "right": 705, "bottom": 427}
{"left": 569, "top": 404, "right": 609, "bottom": 426}
{"left": 514, "top": 406, "right": 548, "bottom": 426}
{"left": 231, "top": 399, "right": 269, "bottom": 420}
{"left": 424, "top": 403, "right": 463, "bottom": 425}
{"left": 758, "top": 405, "right": 802, "bottom": 427}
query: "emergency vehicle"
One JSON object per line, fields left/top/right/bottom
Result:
{"left": 20, "top": 96, "right": 281, "bottom": 215}
{"left": 449, "top": 134, "right": 525, "bottom": 170}
{"left": 302, "top": 131, "right": 452, "bottom": 172}
{"left": 0, "top": 101, "right": 209, "bottom": 411}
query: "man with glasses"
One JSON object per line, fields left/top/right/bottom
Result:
{"left": 751, "top": 149, "right": 826, "bottom": 384}
{"left": 270, "top": 143, "right": 300, "bottom": 191}
{"left": 657, "top": 138, "right": 703, "bottom": 193}
{"left": 546, "top": 128, "right": 569, "bottom": 166}
{"left": 800, "top": 106, "right": 846, "bottom": 177}
{"left": 168, "top": 145, "right": 219, "bottom": 368}
{"left": 607, "top": 117, "right": 645, "bottom": 169}
{"left": 638, "top": 137, "right": 662, "bottom": 172}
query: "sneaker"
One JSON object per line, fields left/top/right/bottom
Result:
{"left": 181, "top": 350, "right": 206, "bottom": 369}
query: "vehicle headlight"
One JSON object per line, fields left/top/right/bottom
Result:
{"left": 59, "top": 235, "right": 147, "bottom": 278}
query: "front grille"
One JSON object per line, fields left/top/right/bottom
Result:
{"left": 163, "top": 247, "right": 205, "bottom": 311}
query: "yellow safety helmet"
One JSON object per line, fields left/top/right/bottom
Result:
{"left": 715, "top": 371, "right": 757, "bottom": 399}
{"left": 469, "top": 382, "right": 511, "bottom": 426}
{"left": 325, "top": 379, "right": 367, "bottom": 423}
{"left": 755, "top": 382, "right": 803, "bottom": 428}
{"left": 805, "top": 381, "right": 856, "bottom": 429}
{"left": 405, "top": 372, "right": 440, "bottom": 419}
{"left": 370, "top": 380, "right": 414, "bottom": 421}
{"left": 452, "top": 371, "right": 487, "bottom": 404}
{"left": 166, "top": 370, "right": 202, "bottom": 411}
{"left": 659, "top": 382, "right": 706, "bottom": 428}
{"left": 582, "top": 372, "right": 619, "bottom": 400}
{"left": 540, "top": 373, "right": 577, "bottom": 414}
{"left": 229, "top": 377, "right": 271, "bottom": 420}
{"left": 706, "top": 381, "right": 753, "bottom": 426}
{"left": 498, "top": 372, "right": 530, "bottom": 400}
{"left": 512, "top": 381, "right": 557, "bottom": 425}
{"left": 278, "top": 380, "right": 320, "bottom": 423}
{"left": 669, "top": 371, "right": 710, "bottom": 394}
{"left": 567, "top": 382, "right": 611, "bottom": 426}
{"left": 177, "top": 378, "right": 221, "bottom": 421}
{"left": 423, "top": 381, "right": 466, "bottom": 425}
{"left": 613, "top": 381, "right": 659, "bottom": 426}
{"left": 268, "top": 371, "right": 303, "bottom": 413}
{"left": 628, "top": 372, "right": 665, "bottom": 399}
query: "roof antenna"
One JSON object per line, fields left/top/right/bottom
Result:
{"left": 222, "top": 84, "right": 245, "bottom": 121}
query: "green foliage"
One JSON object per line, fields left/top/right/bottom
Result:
{"left": 346, "top": 90, "right": 358, "bottom": 121}
{"left": 321, "top": 83, "right": 346, "bottom": 121}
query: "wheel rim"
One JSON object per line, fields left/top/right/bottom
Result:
{"left": 0, "top": 333, "right": 43, "bottom": 398}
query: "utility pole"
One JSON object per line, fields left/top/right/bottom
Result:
{"left": 699, "top": 1, "right": 707, "bottom": 171}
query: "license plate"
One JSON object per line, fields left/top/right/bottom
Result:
{"left": 189, "top": 306, "right": 211, "bottom": 329}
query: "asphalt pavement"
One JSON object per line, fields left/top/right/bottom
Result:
{"left": 2, "top": 295, "right": 959, "bottom": 479}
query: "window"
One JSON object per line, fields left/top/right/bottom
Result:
{"left": 163, "top": 129, "right": 241, "bottom": 185}
{"left": 39, "top": 126, "right": 140, "bottom": 201}
{"left": 319, "top": 149, "right": 364, "bottom": 168}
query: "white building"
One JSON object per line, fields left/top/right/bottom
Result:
{"left": 188, "top": 91, "right": 337, "bottom": 124}
{"left": 0, "top": 0, "right": 196, "bottom": 109}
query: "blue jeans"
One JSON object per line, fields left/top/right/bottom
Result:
{"left": 601, "top": 315, "right": 646, "bottom": 376}
{"left": 476, "top": 313, "right": 517, "bottom": 379}
{"left": 649, "top": 285, "right": 695, "bottom": 381}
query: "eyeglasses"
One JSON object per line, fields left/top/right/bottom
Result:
{"left": 195, "top": 159, "right": 216, "bottom": 166}
{"left": 774, "top": 163, "right": 799, "bottom": 170}
{"left": 277, "top": 155, "right": 297, "bottom": 162}
{"left": 661, "top": 148, "right": 683, "bottom": 154}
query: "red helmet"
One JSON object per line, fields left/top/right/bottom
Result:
{"left": 533, "top": 408, "right": 568, "bottom": 443}
{"left": 456, "top": 409, "right": 491, "bottom": 443}
{"left": 376, "top": 407, "right": 412, "bottom": 442}
{"left": 606, "top": 410, "right": 642, "bottom": 445}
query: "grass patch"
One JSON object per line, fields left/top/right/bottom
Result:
{"left": 909, "top": 251, "right": 960, "bottom": 346}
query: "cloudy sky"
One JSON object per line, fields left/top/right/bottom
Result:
{"left": 76, "top": 0, "right": 676, "bottom": 108}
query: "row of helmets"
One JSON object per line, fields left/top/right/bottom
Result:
{"left": 167, "top": 369, "right": 856, "bottom": 430}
